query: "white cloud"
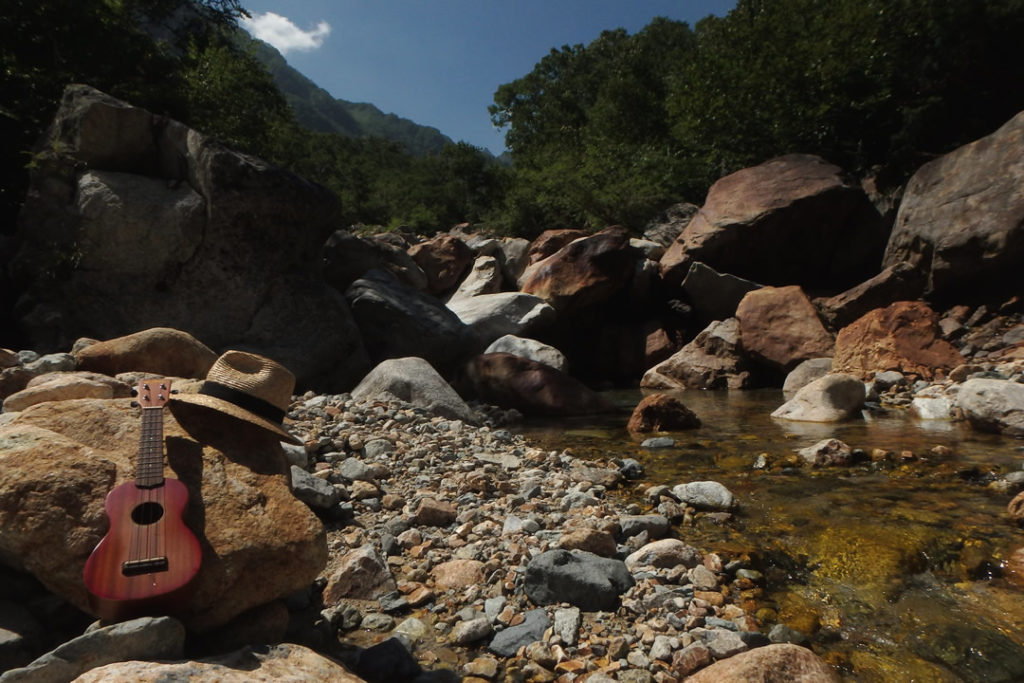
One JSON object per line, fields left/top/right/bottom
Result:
{"left": 240, "top": 12, "right": 331, "bottom": 54}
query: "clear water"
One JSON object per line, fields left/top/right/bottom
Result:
{"left": 518, "top": 389, "right": 1024, "bottom": 682}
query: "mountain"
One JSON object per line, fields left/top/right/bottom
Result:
{"left": 248, "top": 38, "right": 454, "bottom": 156}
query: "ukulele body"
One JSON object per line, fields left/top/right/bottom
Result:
{"left": 83, "top": 475, "right": 202, "bottom": 621}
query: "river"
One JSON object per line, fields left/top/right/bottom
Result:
{"left": 519, "top": 389, "right": 1024, "bottom": 682}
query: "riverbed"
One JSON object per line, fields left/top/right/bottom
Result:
{"left": 519, "top": 389, "right": 1024, "bottom": 682}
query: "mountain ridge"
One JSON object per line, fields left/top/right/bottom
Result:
{"left": 246, "top": 37, "right": 456, "bottom": 156}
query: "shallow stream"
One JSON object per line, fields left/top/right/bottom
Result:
{"left": 519, "top": 389, "right": 1024, "bottom": 682}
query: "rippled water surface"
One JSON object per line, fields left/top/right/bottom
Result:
{"left": 519, "top": 389, "right": 1024, "bottom": 682}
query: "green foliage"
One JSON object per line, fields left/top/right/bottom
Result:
{"left": 492, "top": 0, "right": 1024, "bottom": 234}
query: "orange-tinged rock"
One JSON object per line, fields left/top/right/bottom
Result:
{"left": 833, "top": 301, "right": 964, "bottom": 380}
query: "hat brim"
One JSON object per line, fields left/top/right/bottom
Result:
{"left": 171, "top": 393, "right": 301, "bottom": 444}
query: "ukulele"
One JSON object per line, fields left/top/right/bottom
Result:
{"left": 83, "top": 379, "right": 202, "bottom": 620}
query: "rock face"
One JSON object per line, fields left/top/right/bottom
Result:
{"left": 771, "top": 374, "right": 865, "bottom": 422}
{"left": 641, "top": 319, "right": 753, "bottom": 390}
{"left": 627, "top": 394, "right": 702, "bottom": 433}
{"left": 10, "top": 85, "right": 368, "bottom": 390}
{"left": 882, "top": 111, "right": 1024, "bottom": 303}
{"left": 956, "top": 378, "right": 1024, "bottom": 436}
{"left": 736, "top": 286, "right": 835, "bottom": 374}
{"left": 466, "top": 353, "right": 615, "bottom": 416}
{"left": 519, "top": 227, "right": 634, "bottom": 315}
{"left": 832, "top": 301, "right": 964, "bottom": 380}
{"left": 684, "top": 643, "right": 839, "bottom": 682}
{"left": 345, "top": 269, "right": 474, "bottom": 376}
{"left": 659, "top": 154, "right": 885, "bottom": 290}
{"left": 0, "top": 398, "right": 327, "bottom": 632}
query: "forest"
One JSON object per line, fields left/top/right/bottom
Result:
{"left": 2, "top": 0, "right": 1024, "bottom": 240}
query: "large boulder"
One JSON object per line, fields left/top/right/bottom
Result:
{"left": 350, "top": 357, "right": 479, "bottom": 424}
{"left": 641, "top": 318, "right": 753, "bottom": 390}
{"left": 0, "top": 398, "right": 327, "bottom": 632}
{"left": 882, "top": 111, "right": 1024, "bottom": 303}
{"left": 446, "top": 292, "right": 556, "bottom": 345}
{"left": 684, "top": 643, "right": 839, "bottom": 682}
{"left": 736, "top": 286, "right": 835, "bottom": 374}
{"left": 519, "top": 227, "right": 635, "bottom": 315}
{"left": 408, "top": 233, "right": 473, "bottom": 297}
{"left": 483, "top": 334, "right": 568, "bottom": 372}
{"left": 771, "top": 373, "right": 866, "bottom": 422}
{"left": 446, "top": 255, "right": 503, "bottom": 302}
{"left": 10, "top": 85, "right": 368, "bottom": 391}
{"left": 321, "top": 229, "right": 428, "bottom": 292}
{"left": 73, "top": 327, "right": 217, "bottom": 378}
{"left": 659, "top": 154, "right": 885, "bottom": 290}
{"left": 72, "top": 643, "right": 363, "bottom": 682}
{"left": 956, "top": 378, "right": 1024, "bottom": 436}
{"left": 345, "top": 269, "right": 475, "bottom": 376}
{"left": 813, "top": 262, "right": 927, "bottom": 331}
{"left": 832, "top": 301, "right": 964, "bottom": 380}
{"left": 524, "top": 229, "right": 588, "bottom": 267}
{"left": 466, "top": 353, "right": 615, "bottom": 416}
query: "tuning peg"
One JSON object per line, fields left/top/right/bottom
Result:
{"left": 130, "top": 388, "right": 138, "bottom": 397}
{"left": 130, "top": 401, "right": 139, "bottom": 408}
{"left": 170, "top": 389, "right": 179, "bottom": 395}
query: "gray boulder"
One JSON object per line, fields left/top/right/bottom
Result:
{"left": 0, "top": 616, "right": 184, "bottom": 683}
{"left": 484, "top": 334, "right": 568, "bottom": 372}
{"left": 350, "top": 357, "right": 479, "bottom": 424}
{"left": 681, "top": 262, "right": 761, "bottom": 321}
{"left": 446, "top": 292, "right": 556, "bottom": 345}
{"left": 345, "top": 269, "right": 474, "bottom": 376}
{"left": 782, "top": 358, "right": 834, "bottom": 395}
{"left": 290, "top": 466, "right": 341, "bottom": 512}
{"left": 671, "top": 481, "right": 736, "bottom": 510}
{"left": 11, "top": 85, "right": 368, "bottom": 390}
{"left": 523, "top": 549, "right": 635, "bottom": 612}
{"left": 772, "top": 373, "right": 865, "bottom": 422}
{"left": 446, "top": 255, "right": 503, "bottom": 302}
{"left": 957, "top": 378, "right": 1024, "bottom": 436}
{"left": 883, "top": 111, "right": 1024, "bottom": 302}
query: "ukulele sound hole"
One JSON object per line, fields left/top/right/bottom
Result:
{"left": 131, "top": 502, "right": 164, "bottom": 525}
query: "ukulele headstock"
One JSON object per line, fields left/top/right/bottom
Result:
{"left": 134, "top": 379, "right": 173, "bottom": 408}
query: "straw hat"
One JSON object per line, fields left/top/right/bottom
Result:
{"left": 172, "top": 350, "right": 300, "bottom": 444}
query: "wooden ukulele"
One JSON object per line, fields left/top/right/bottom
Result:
{"left": 83, "top": 379, "right": 201, "bottom": 620}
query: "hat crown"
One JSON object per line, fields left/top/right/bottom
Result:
{"left": 205, "top": 350, "right": 295, "bottom": 411}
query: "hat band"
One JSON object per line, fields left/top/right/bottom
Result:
{"left": 198, "top": 381, "right": 286, "bottom": 424}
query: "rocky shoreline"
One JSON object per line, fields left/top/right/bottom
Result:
{"left": 2, "top": 337, "right": 1023, "bottom": 681}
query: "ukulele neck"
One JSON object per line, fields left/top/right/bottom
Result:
{"left": 135, "top": 382, "right": 169, "bottom": 488}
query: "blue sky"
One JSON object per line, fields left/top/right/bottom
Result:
{"left": 239, "top": 1, "right": 736, "bottom": 155}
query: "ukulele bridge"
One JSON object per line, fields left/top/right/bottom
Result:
{"left": 122, "top": 557, "right": 169, "bottom": 576}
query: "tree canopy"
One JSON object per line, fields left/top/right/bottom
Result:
{"left": 491, "top": 0, "right": 1024, "bottom": 233}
